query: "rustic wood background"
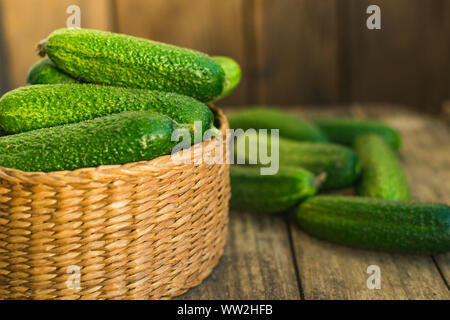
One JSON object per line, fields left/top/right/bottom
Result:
{"left": 0, "top": 0, "right": 449, "bottom": 112}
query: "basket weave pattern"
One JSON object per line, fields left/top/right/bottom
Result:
{"left": 0, "top": 107, "right": 230, "bottom": 300}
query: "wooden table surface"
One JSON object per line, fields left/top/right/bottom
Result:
{"left": 178, "top": 104, "right": 450, "bottom": 300}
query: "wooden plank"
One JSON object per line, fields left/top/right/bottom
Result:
{"left": 435, "top": 254, "right": 450, "bottom": 289}
{"left": 0, "top": 0, "right": 114, "bottom": 90}
{"left": 115, "top": 0, "right": 247, "bottom": 106}
{"left": 242, "top": 0, "right": 263, "bottom": 104}
{"left": 443, "top": 100, "right": 450, "bottom": 125}
{"left": 253, "top": 0, "right": 340, "bottom": 105}
{"left": 289, "top": 105, "right": 450, "bottom": 299}
{"left": 81, "top": 0, "right": 116, "bottom": 31}
{"left": 178, "top": 211, "right": 300, "bottom": 300}
{"left": 346, "top": 0, "right": 450, "bottom": 112}
{"left": 420, "top": 1, "right": 450, "bottom": 113}
{"left": 291, "top": 229, "right": 449, "bottom": 299}
{"left": 0, "top": 1, "right": 8, "bottom": 95}
{"left": 346, "top": 0, "right": 424, "bottom": 109}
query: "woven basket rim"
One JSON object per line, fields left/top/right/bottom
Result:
{"left": 0, "top": 104, "right": 228, "bottom": 182}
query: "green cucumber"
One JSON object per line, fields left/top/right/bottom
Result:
{"left": 38, "top": 28, "right": 239, "bottom": 102}
{"left": 354, "top": 134, "right": 410, "bottom": 200}
{"left": 212, "top": 56, "right": 241, "bottom": 100}
{"left": 234, "top": 132, "right": 360, "bottom": 190}
{"left": 0, "top": 84, "right": 213, "bottom": 134}
{"left": 312, "top": 117, "right": 402, "bottom": 150}
{"left": 26, "top": 57, "right": 79, "bottom": 85}
{"left": 0, "top": 111, "right": 175, "bottom": 172}
{"left": 230, "top": 165, "right": 320, "bottom": 213}
{"left": 296, "top": 196, "right": 450, "bottom": 253}
{"left": 228, "top": 108, "right": 327, "bottom": 142}
{"left": 26, "top": 57, "right": 241, "bottom": 100}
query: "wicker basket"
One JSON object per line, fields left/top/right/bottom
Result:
{"left": 0, "top": 106, "right": 230, "bottom": 300}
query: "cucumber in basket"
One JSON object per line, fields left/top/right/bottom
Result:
{"left": 228, "top": 107, "right": 327, "bottom": 143}
{"left": 0, "top": 111, "right": 176, "bottom": 172}
{"left": 0, "top": 84, "right": 213, "bottom": 134}
{"left": 27, "top": 56, "right": 241, "bottom": 100}
{"left": 230, "top": 165, "right": 321, "bottom": 213}
{"left": 38, "top": 28, "right": 241, "bottom": 102}
{"left": 27, "top": 57, "right": 79, "bottom": 85}
{"left": 296, "top": 196, "right": 450, "bottom": 254}
{"left": 234, "top": 132, "right": 360, "bottom": 190}
{"left": 213, "top": 56, "right": 242, "bottom": 100}
{"left": 312, "top": 117, "right": 402, "bottom": 150}
{"left": 354, "top": 134, "right": 410, "bottom": 200}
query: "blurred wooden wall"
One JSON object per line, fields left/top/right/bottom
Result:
{"left": 0, "top": 0, "right": 449, "bottom": 112}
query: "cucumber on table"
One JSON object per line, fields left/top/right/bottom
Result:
{"left": 296, "top": 196, "right": 450, "bottom": 254}
{"left": 354, "top": 134, "right": 410, "bottom": 200}
{"left": 0, "top": 84, "right": 213, "bottom": 134}
{"left": 230, "top": 165, "right": 320, "bottom": 213}
{"left": 38, "top": 28, "right": 240, "bottom": 102}
{"left": 0, "top": 111, "right": 175, "bottom": 172}
{"left": 312, "top": 117, "right": 402, "bottom": 150}
{"left": 228, "top": 108, "right": 327, "bottom": 142}
{"left": 234, "top": 132, "right": 360, "bottom": 190}
{"left": 26, "top": 57, "right": 79, "bottom": 85}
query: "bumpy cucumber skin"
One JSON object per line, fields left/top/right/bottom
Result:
{"left": 42, "top": 28, "right": 225, "bottom": 102}
{"left": 312, "top": 118, "right": 402, "bottom": 150}
{"left": 0, "top": 111, "right": 175, "bottom": 172}
{"left": 296, "top": 196, "right": 450, "bottom": 253}
{"left": 235, "top": 133, "right": 360, "bottom": 190}
{"left": 230, "top": 165, "right": 318, "bottom": 213}
{"left": 212, "top": 56, "right": 241, "bottom": 100}
{"left": 278, "top": 141, "right": 360, "bottom": 190}
{"left": 0, "top": 84, "right": 213, "bottom": 134}
{"left": 354, "top": 134, "right": 410, "bottom": 200}
{"left": 26, "top": 57, "right": 79, "bottom": 85}
{"left": 229, "top": 108, "right": 327, "bottom": 143}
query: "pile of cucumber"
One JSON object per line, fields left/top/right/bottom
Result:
{"left": 0, "top": 28, "right": 241, "bottom": 172}
{"left": 228, "top": 108, "right": 450, "bottom": 254}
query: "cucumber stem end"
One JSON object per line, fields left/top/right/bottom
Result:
{"left": 37, "top": 40, "right": 48, "bottom": 57}
{"left": 314, "top": 172, "right": 327, "bottom": 189}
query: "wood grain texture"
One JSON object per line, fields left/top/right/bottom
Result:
{"left": 346, "top": 0, "right": 450, "bottom": 112}
{"left": 242, "top": 0, "right": 264, "bottom": 104}
{"left": 443, "top": 101, "right": 450, "bottom": 125}
{"left": 0, "top": 1, "right": 8, "bottom": 95}
{"left": 1, "top": 1, "right": 449, "bottom": 110}
{"left": 115, "top": 0, "right": 247, "bottom": 106}
{"left": 178, "top": 211, "right": 301, "bottom": 300}
{"left": 421, "top": 1, "right": 450, "bottom": 113}
{"left": 252, "top": 0, "right": 340, "bottom": 105}
{"left": 435, "top": 254, "right": 450, "bottom": 289}
{"left": 291, "top": 229, "right": 449, "bottom": 299}
{"left": 0, "top": 0, "right": 114, "bottom": 90}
